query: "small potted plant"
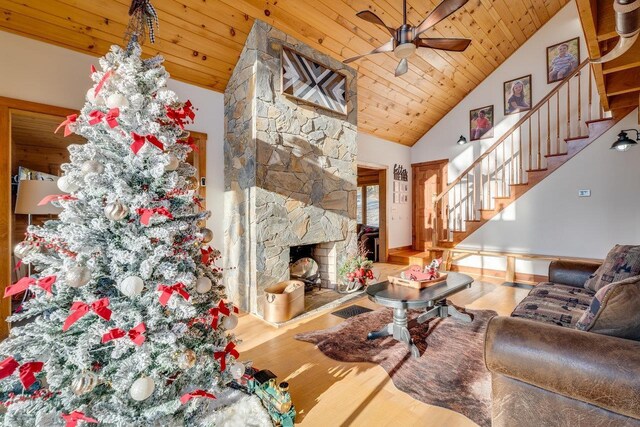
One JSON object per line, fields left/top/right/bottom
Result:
{"left": 337, "top": 242, "right": 375, "bottom": 294}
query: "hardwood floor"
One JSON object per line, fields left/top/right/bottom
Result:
{"left": 234, "top": 263, "right": 531, "bottom": 426}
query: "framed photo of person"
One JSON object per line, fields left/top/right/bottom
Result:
{"left": 503, "top": 75, "right": 532, "bottom": 115}
{"left": 546, "top": 37, "right": 580, "bottom": 83}
{"left": 469, "top": 105, "right": 494, "bottom": 141}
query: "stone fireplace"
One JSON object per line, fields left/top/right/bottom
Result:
{"left": 223, "top": 20, "right": 358, "bottom": 316}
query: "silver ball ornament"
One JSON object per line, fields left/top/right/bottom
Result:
{"left": 164, "top": 154, "right": 180, "bottom": 172}
{"left": 129, "top": 376, "right": 155, "bottom": 401}
{"left": 175, "top": 349, "right": 197, "bottom": 370}
{"left": 14, "top": 241, "right": 36, "bottom": 260}
{"left": 86, "top": 88, "right": 97, "bottom": 103}
{"left": 195, "top": 277, "right": 212, "bottom": 294}
{"left": 71, "top": 371, "right": 100, "bottom": 396}
{"left": 66, "top": 266, "right": 92, "bottom": 288}
{"left": 106, "top": 93, "right": 129, "bottom": 109}
{"left": 222, "top": 314, "right": 238, "bottom": 330}
{"left": 95, "top": 96, "right": 106, "bottom": 107}
{"left": 201, "top": 228, "right": 213, "bottom": 244}
{"left": 104, "top": 201, "right": 128, "bottom": 221}
{"left": 119, "top": 276, "right": 144, "bottom": 297}
{"left": 229, "top": 362, "right": 245, "bottom": 380}
{"left": 81, "top": 160, "right": 104, "bottom": 175}
{"left": 57, "top": 175, "right": 80, "bottom": 193}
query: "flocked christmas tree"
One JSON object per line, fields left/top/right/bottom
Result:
{"left": 0, "top": 42, "right": 245, "bottom": 426}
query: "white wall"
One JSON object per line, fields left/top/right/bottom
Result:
{"left": 357, "top": 133, "right": 412, "bottom": 248}
{"left": 411, "top": 2, "right": 586, "bottom": 181}
{"left": 410, "top": 2, "right": 640, "bottom": 276}
{"left": 0, "top": 31, "right": 226, "bottom": 252}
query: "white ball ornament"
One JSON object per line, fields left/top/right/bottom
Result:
{"left": 95, "top": 96, "right": 106, "bottom": 107}
{"left": 119, "top": 276, "right": 144, "bottom": 297}
{"left": 86, "top": 88, "right": 97, "bottom": 103}
{"left": 195, "top": 277, "right": 212, "bottom": 294}
{"left": 229, "top": 362, "right": 245, "bottom": 380}
{"left": 222, "top": 314, "right": 238, "bottom": 330}
{"left": 129, "top": 376, "right": 155, "bottom": 401}
{"left": 81, "top": 160, "right": 104, "bottom": 175}
{"left": 104, "top": 201, "right": 128, "bottom": 221}
{"left": 57, "top": 175, "right": 80, "bottom": 193}
{"left": 106, "top": 93, "right": 129, "bottom": 109}
{"left": 164, "top": 154, "right": 180, "bottom": 172}
{"left": 66, "top": 266, "right": 92, "bottom": 288}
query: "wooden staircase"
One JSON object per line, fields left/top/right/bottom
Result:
{"left": 433, "top": 60, "right": 634, "bottom": 248}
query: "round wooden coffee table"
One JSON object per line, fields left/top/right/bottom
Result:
{"left": 365, "top": 272, "right": 474, "bottom": 358}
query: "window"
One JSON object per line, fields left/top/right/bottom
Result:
{"left": 356, "top": 185, "right": 379, "bottom": 227}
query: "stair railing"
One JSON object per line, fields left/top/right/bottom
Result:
{"left": 432, "top": 59, "right": 604, "bottom": 245}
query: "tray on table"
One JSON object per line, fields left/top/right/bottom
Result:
{"left": 388, "top": 271, "right": 448, "bottom": 289}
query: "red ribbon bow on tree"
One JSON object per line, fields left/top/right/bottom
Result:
{"left": 63, "top": 298, "right": 112, "bottom": 331}
{"left": 130, "top": 132, "right": 164, "bottom": 155}
{"left": 201, "top": 247, "right": 214, "bottom": 264}
{"left": 177, "top": 136, "right": 199, "bottom": 152}
{"left": 54, "top": 114, "right": 78, "bottom": 137}
{"left": 214, "top": 342, "right": 239, "bottom": 371}
{"left": 208, "top": 300, "right": 238, "bottom": 329}
{"left": 137, "top": 207, "right": 173, "bottom": 226}
{"left": 166, "top": 100, "right": 195, "bottom": 129}
{"left": 38, "top": 194, "right": 77, "bottom": 206}
{"left": 88, "top": 108, "right": 119, "bottom": 128}
{"left": 62, "top": 411, "right": 98, "bottom": 427}
{"left": 4, "top": 275, "right": 56, "bottom": 297}
{"left": 180, "top": 389, "right": 216, "bottom": 404}
{"left": 101, "top": 322, "right": 146, "bottom": 346}
{"left": 157, "top": 283, "right": 190, "bottom": 306}
{"left": 0, "top": 357, "right": 44, "bottom": 389}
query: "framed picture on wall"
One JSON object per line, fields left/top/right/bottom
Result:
{"left": 281, "top": 46, "right": 347, "bottom": 115}
{"left": 504, "top": 75, "right": 532, "bottom": 115}
{"left": 547, "top": 37, "right": 580, "bottom": 83}
{"left": 469, "top": 105, "right": 494, "bottom": 141}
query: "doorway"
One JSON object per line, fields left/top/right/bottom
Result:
{"left": 356, "top": 165, "right": 387, "bottom": 263}
{"left": 412, "top": 159, "right": 448, "bottom": 250}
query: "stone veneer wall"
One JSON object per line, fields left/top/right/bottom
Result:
{"left": 224, "top": 20, "right": 358, "bottom": 315}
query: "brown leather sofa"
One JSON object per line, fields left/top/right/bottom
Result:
{"left": 485, "top": 260, "right": 640, "bottom": 426}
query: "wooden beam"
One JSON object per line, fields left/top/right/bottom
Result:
{"left": 606, "top": 67, "right": 640, "bottom": 97}
{"left": 596, "top": 0, "right": 617, "bottom": 42}
{"left": 575, "top": 0, "right": 601, "bottom": 59}
{"left": 0, "top": 104, "right": 10, "bottom": 340}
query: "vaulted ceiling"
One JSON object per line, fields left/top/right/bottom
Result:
{"left": 0, "top": 0, "right": 571, "bottom": 145}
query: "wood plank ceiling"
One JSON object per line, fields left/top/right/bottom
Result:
{"left": 0, "top": 0, "right": 570, "bottom": 146}
{"left": 576, "top": 0, "right": 640, "bottom": 114}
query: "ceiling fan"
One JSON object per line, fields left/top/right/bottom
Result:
{"left": 343, "top": 0, "right": 472, "bottom": 77}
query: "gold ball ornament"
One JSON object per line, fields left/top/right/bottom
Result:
{"left": 71, "top": 371, "right": 100, "bottom": 396}
{"left": 164, "top": 154, "right": 180, "bottom": 172}
{"left": 222, "top": 314, "right": 238, "bottom": 330}
{"left": 104, "top": 201, "right": 128, "bottom": 221}
{"left": 175, "top": 349, "right": 197, "bottom": 369}
{"left": 201, "top": 228, "right": 213, "bottom": 243}
{"left": 186, "top": 176, "right": 199, "bottom": 190}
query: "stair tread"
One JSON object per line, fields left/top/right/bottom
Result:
{"left": 545, "top": 152, "right": 568, "bottom": 158}
{"left": 465, "top": 220, "right": 482, "bottom": 222}
{"left": 585, "top": 117, "right": 613, "bottom": 125}
{"left": 526, "top": 168, "right": 548, "bottom": 172}
{"left": 493, "top": 196, "right": 512, "bottom": 199}
{"left": 510, "top": 183, "right": 528, "bottom": 187}
{"left": 565, "top": 135, "right": 589, "bottom": 142}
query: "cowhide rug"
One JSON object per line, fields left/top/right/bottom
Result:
{"left": 294, "top": 306, "right": 497, "bottom": 427}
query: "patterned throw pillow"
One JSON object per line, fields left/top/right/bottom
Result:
{"left": 576, "top": 275, "right": 640, "bottom": 340}
{"left": 584, "top": 245, "right": 640, "bottom": 292}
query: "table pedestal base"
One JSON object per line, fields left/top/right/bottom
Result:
{"left": 367, "top": 300, "right": 471, "bottom": 358}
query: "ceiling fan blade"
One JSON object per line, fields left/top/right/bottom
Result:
{"left": 395, "top": 58, "right": 408, "bottom": 77}
{"left": 343, "top": 38, "right": 395, "bottom": 64}
{"left": 356, "top": 10, "right": 396, "bottom": 36}
{"left": 417, "top": 38, "right": 471, "bottom": 52}
{"left": 415, "top": 0, "right": 469, "bottom": 36}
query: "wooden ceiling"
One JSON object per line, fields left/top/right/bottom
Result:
{"left": 576, "top": 0, "right": 640, "bottom": 114}
{"left": 0, "top": 0, "right": 570, "bottom": 146}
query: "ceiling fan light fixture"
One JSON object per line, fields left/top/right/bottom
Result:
{"left": 394, "top": 43, "right": 417, "bottom": 59}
